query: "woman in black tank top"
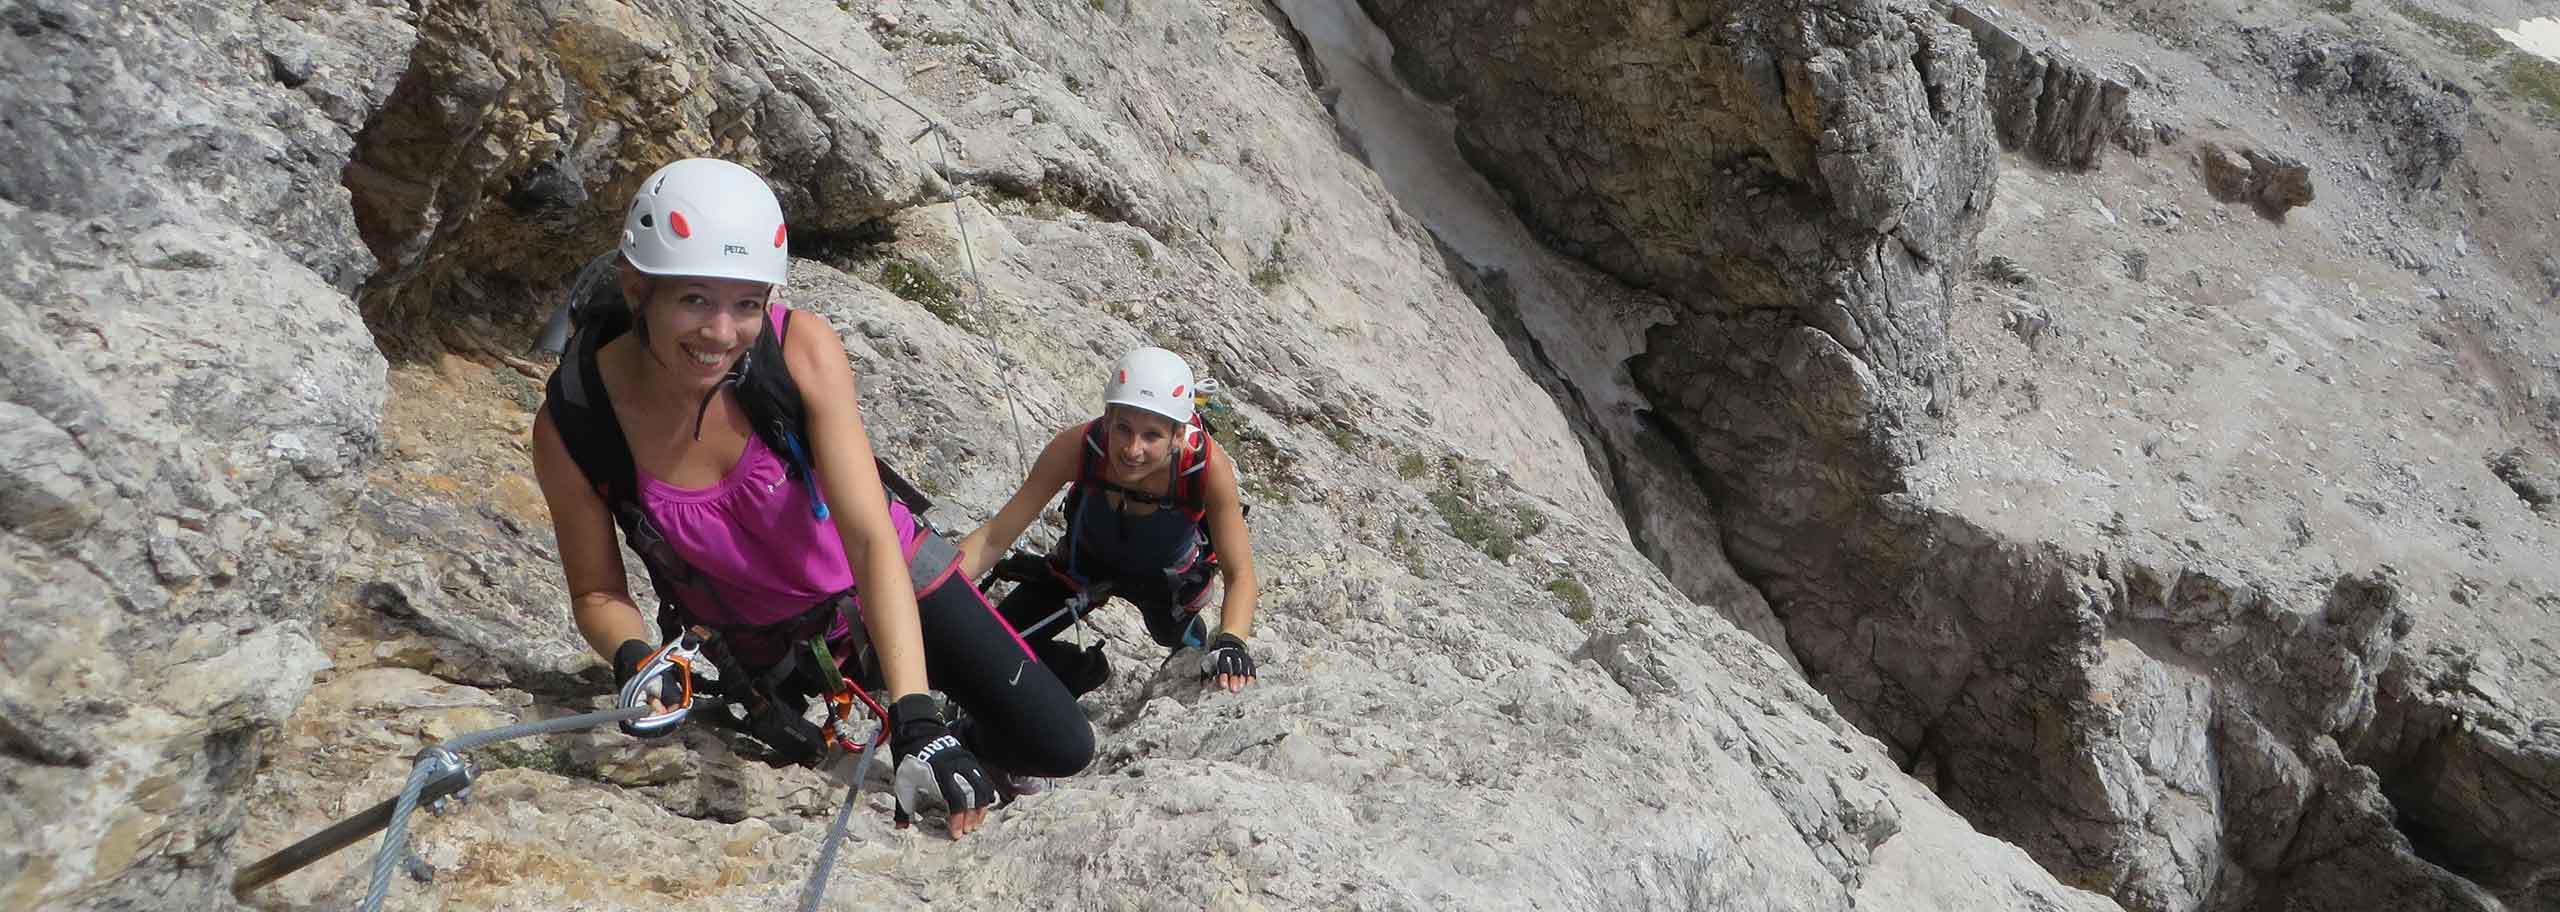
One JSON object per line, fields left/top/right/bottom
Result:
{"left": 957, "top": 347, "right": 1262, "bottom": 694}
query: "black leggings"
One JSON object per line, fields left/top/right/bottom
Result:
{"left": 997, "top": 570, "right": 1213, "bottom": 646}
{"left": 901, "top": 558, "right": 1094, "bottom": 777}
{"left": 993, "top": 560, "right": 1214, "bottom": 695}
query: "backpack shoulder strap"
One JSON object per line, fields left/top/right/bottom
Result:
{"left": 743, "top": 305, "right": 936, "bottom": 520}
{"left": 1171, "top": 414, "right": 1212, "bottom": 522}
{"left": 543, "top": 324, "right": 639, "bottom": 511}
{"left": 1059, "top": 419, "right": 1102, "bottom": 510}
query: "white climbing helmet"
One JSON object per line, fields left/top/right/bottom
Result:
{"left": 1103, "top": 346, "right": 1196, "bottom": 425}
{"left": 619, "top": 158, "right": 790, "bottom": 286}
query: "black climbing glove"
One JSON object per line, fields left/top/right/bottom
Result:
{"left": 1198, "top": 632, "right": 1255, "bottom": 683}
{"left": 993, "top": 550, "right": 1054, "bottom": 583}
{"left": 888, "top": 694, "right": 994, "bottom": 823}
{"left": 612, "top": 639, "right": 683, "bottom": 737}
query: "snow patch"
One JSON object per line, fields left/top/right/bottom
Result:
{"left": 1268, "top": 0, "right": 1664, "bottom": 425}
{"left": 2499, "top": 16, "right": 2560, "bottom": 63}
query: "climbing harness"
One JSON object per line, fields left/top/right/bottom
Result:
{"left": 793, "top": 632, "right": 895, "bottom": 911}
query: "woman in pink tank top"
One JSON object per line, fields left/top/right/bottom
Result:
{"left": 531, "top": 159, "right": 1090, "bottom": 839}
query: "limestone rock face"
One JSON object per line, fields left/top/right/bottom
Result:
{"left": 1357, "top": 0, "right": 1997, "bottom": 682}
{"left": 1353, "top": 1, "right": 2559, "bottom": 911}
{"left": 1952, "top": 4, "right": 2132, "bottom": 170}
{"left": 344, "top": 0, "right": 941, "bottom": 356}
{"left": 4, "top": 0, "right": 2119, "bottom": 910}
{"left": 2194, "top": 140, "right": 2316, "bottom": 219}
{"left": 0, "top": 0, "right": 398, "bottom": 907}
{"left": 2272, "top": 33, "right": 2468, "bottom": 194}
{"left": 17, "top": 0, "right": 2555, "bottom": 908}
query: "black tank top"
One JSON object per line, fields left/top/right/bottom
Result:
{"left": 1067, "top": 480, "right": 1202, "bottom": 578}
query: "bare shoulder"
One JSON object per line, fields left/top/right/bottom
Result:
{"left": 780, "top": 307, "right": 844, "bottom": 359}
{"left": 778, "top": 307, "right": 855, "bottom": 385}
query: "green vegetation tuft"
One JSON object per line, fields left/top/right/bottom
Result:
{"left": 1513, "top": 504, "right": 1549, "bottom": 540}
{"left": 1428, "top": 490, "right": 1516, "bottom": 561}
{"left": 2395, "top": 4, "right": 2509, "bottom": 60}
{"left": 2390, "top": 3, "right": 2560, "bottom": 125}
{"left": 481, "top": 743, "right": 583, "bottom": 777}
{"left": 2501, "top": 55, "right": 2560, "bottom": 126}
{"left": 880, "top": 259, "right": 963, "bottom": 324}
{"left": 1549, "top": 575, "right": 1594, "bottom": 622}
{"left": 1324, "top": 424, "right": 1362, "bottom": 456}
{"left": 1420, "top": 458, "right": 1555, "bottom": 562}
{"left": 1396, "top": 451, "right": 1431, "bottom": 480}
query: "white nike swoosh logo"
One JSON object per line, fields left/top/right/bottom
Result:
{"left": 1009, "top": 660, "right": 1028, "bottom": 686}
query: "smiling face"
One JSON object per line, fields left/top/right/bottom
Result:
{"left": 620, "top": 264, "right": 770, "bottom": 392}
{"left": 1101, "top": 404, "right": 1187, "bottom": 483}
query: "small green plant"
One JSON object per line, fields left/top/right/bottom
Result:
{"left": 2395, "top": 4, "right": 2508, "bottom": 60}
{"left": 1249, "top": 260, "right": 1288, "bottom": 291}
{"left": 1513, "top": 504, "right": 1549, "bottom": 540}
{"left": 481, "top": 742, "right": 583, "bottom": 777}
{"left": 1430, "top": 490, "right": 1517, "bottom": 561}
{"left": 880, "top": 259, "right": 963, "bottom": 324}
{"left": 1208, "top": 412, "right": 1249, "bottom": 458}
{"left": 2313, "top": 0, "right": 2351, "bottom": 14}
{"left": 1396, "top": 451, "right": 1431, "bottom": 480}
{"left": 1241, "top": 474, "right": 1292, "bottom": 503}
{"left": 1549, "top": 575, "right": 1594, "bottom": 622}
{"left": 1088, "top": 0, "right": 1106, "bottom": 11}
{"left": 2501, "top": 55, "right": 2560, "bottom": 126}
{"left": 1324, "top": 423, "right": 1362, "bottom": 456}
{"left": 1391, "top": 516, "right": 1430, "bottom": 579}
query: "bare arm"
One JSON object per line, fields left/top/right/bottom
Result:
{"left": 1199, "top": 436, "right": 1258, "bottom": 639}
{"left": 530, "top": 406, "right": 656, "bottom": 659}
{"left": 783, "top": 310, "right": 932, "bottom": 700}
{"left": 955, "top": 424, "right": 1086, "bottom": 579}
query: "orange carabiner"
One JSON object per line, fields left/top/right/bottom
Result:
{"left": 823, "top": 681, "right": 890, "bottom": 753}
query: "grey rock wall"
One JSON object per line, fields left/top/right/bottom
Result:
{"left": 1347, "top": 1, "right": 2547, "bottom": 911}
{"left": 1, "top": 0, "right": 2125, "bottom": 909}
{"left": 0, "top": 0, "right": 399, "bottom": 906}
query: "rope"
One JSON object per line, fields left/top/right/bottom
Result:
{"left": 794, "top": 715, "right": 887, "bottom": 912}
{"left": 934, "top": 124, "right": 1034, "bottom": 478}
{"left": 722, "top": 0, "right": 1034, "bottom": 477}
{"left": 794, "top": 783, "right": 865, "bottom": 912}
{"left": 357, "top": 750, "right": 448, "bottom": 912}
{"left": 358, "top": 705, "right": 654, "bottom": 912}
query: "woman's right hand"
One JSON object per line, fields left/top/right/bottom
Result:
{"left": 612, "top": 638, "right": 683, "bottom": 734}
{"left": 887, "top": 694, "right": 996, "bottom": 838}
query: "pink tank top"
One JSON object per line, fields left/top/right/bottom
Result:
{"left": 630, "top": 305, "right": 923, "bottom": 630}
